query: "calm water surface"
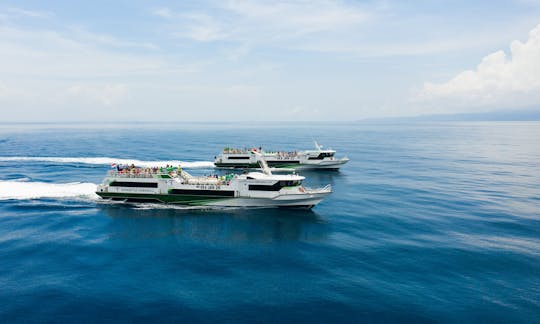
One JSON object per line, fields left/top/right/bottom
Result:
{"left": 0, "top": 122, "right": 539, "bottom": 322}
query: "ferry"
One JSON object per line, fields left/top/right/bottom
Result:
{"left": 214, "top": 142, "right": 349, "bottom": 170}
{"left": 96, "top": 153, "right": 331, "bottom": 208}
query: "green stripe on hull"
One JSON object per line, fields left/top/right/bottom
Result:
{"left": 96, "top": 192, "right": 229, "bottom": 206}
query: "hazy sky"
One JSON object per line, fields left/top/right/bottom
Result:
{"left": 1, "top": 0, "right": 539, "bottom": 122}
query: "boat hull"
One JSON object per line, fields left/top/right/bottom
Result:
{"left": 96, "top": 191, "right": 329, "bottom": 208}
{"left": 215, "top": 158, "right": 349, "bottom": 170}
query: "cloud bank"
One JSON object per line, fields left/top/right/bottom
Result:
{"left": 154, "top": 0, "right": 369, "bottom": 44}
{"left": 418, "top": 24, "right": 540, "bottom": 109}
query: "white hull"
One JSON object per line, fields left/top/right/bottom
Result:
{"left": 96, "top": 168, "right": 331, "bottom": 208}
{"left": 289, "top": 158, "right": 349, "bottom": 170}
{"left": 205, "top": 192, "right": 329, "bottom": 207}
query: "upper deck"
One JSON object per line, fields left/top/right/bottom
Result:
{"left": 107, "top": 169, "right": 172, "bottom": 179}
{"left": 105, "top": 168, "right": 239, "bottom": 186}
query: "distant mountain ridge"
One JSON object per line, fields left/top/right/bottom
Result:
{"left": 363, "top": 109, "right": 540, "bottom": 122}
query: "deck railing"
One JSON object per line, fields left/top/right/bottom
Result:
{"left": 107, "top": 170, "right": 169, "bottom": 178}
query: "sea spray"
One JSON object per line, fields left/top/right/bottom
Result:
{"left": 0, "top": 157, "right": 214, "bottom": 169}
{"left": 0, "top": 180, "right": 98, "bottom": 200}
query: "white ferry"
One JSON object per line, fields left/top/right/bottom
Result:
{"left": 96, "top": 154, "right": 331, "bottom": 208}
{"left": 214, "top": 142, "right": 349, "bottom": 170}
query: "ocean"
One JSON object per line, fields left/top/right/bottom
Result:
{"left": 0, "top": 122, "right": 539, "bottom": 322}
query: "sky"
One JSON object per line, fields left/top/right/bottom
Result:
{"left": 0, "top": 0, "right": 539, "bottom": 122}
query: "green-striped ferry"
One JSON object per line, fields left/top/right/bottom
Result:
{"left": 96, "top": 154, "right": 331, "bottom": 208}
{"left": 214, "top": 142, "right": 349, "bottom": 170}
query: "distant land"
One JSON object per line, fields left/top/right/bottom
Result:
{"left": 1, "top": 109, "right": 539, "bottom": 125}
{"left": 362, "top": 109, "right": 540, "bottom": 122}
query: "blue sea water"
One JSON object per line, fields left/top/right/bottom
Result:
{"left": 0, "top": 122, "right": 539, "bottom": 322}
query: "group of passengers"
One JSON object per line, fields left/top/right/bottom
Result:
{"left": 223, "top": 147, "right": 255, "bottom": 154}
{"left": 223, "top": 146, "right": 298, "bottom": 158}
{"left": 114, "top": 164, "right": 182, "bottom": 176}
{"left": 274, "top": 151, "right": 298, "bottom": 159}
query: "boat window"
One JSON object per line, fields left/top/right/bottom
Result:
{"left": 308, "top": 152, "right": 334, "bottom": 160}
{"left": 249, "top": 183, "right": 281, "bottom": 191}
{"left": 227, "top": 156, "right": 250, "bottom": 160}
{"left": 267, "top": 160, "right": 300, "bottom": 164}
{"left": 249, "top": 180, "right": 301, "bottom": 191}
{"left": 279, "top": 180, "right": 301, "bottom": 187}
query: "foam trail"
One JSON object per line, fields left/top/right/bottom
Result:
{"left": 0, "top": 157, "right": 214, "bottom": 168}
{"left": 10, "top": 177, "right": 31, "bottom": 182}
{"left": 0, "top": 180, "right": 98, "bottom": 200}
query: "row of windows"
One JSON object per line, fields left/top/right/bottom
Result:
{"left": 227, "top": 156, "right": 250, "bottom": 160}
{"left": 308, "top": 152, "right": 335, "bottom": 160}
{"left": 169, "top": 189, "right": 235, "bottom": 197}
{"left": 249, "top": 180, "right": 301, "bottom": 191}
{"left": 225, "top": 153, "right": 334, "bottom": 161}
{"left": 109, "top": 180, "right": 301, "bottom": 193}
{"left": 110, "top": 181, "right": 158, "bottom": 188}
{"left": 279, "top": 180, "right": 301, "bottom": 187}
{"left": 108, "top": 182, "right": 234, "bottom": 196}
{"left": 267, "top": 160, "right": 300, "bottom": 164}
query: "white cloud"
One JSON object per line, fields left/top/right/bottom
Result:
{"left": 0, "top": 83, "right": 25, "bottom": 97}
{"left": 67, "top": 84, "right": 128, "bottom": 105}
{"left": 282, "top": 105, "right": 320, "bottom": 118}
{"left": 153, "top": 8, "right": 173, "bottom": 18}
{"left": 5, "top": 7, "right": 52, "bottom": 18}
{"left": 224, "top": 0, "right": 369, "bottom": 37}
{"left": 172, "top": 13, "right": 227, "bottom": 41}
{"left": 417, "top": 23, "right": 540, "bottom": 108}
{"left": 0, "top": 26, "right": 170, "bottom": 79}
{"left": 153, "top": 1, "right": 525, "bottom": 58}
{"left": 69, "top": 27, "right": 158, "bottom": 50}
{"left": 223, "top": 45, "right": 251, "bottom": 61}
{"left": 156, "top": 0, "right": 369, "bottom": 44}
{"left": 0, "top": 23, "right": 200, "bottom": 121}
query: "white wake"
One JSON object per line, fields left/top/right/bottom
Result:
{"left": 0, "top": 156, "right": 214, "bottom": 168}
{"left": 0, "top": 180, "right": 98, "bottom": 200}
